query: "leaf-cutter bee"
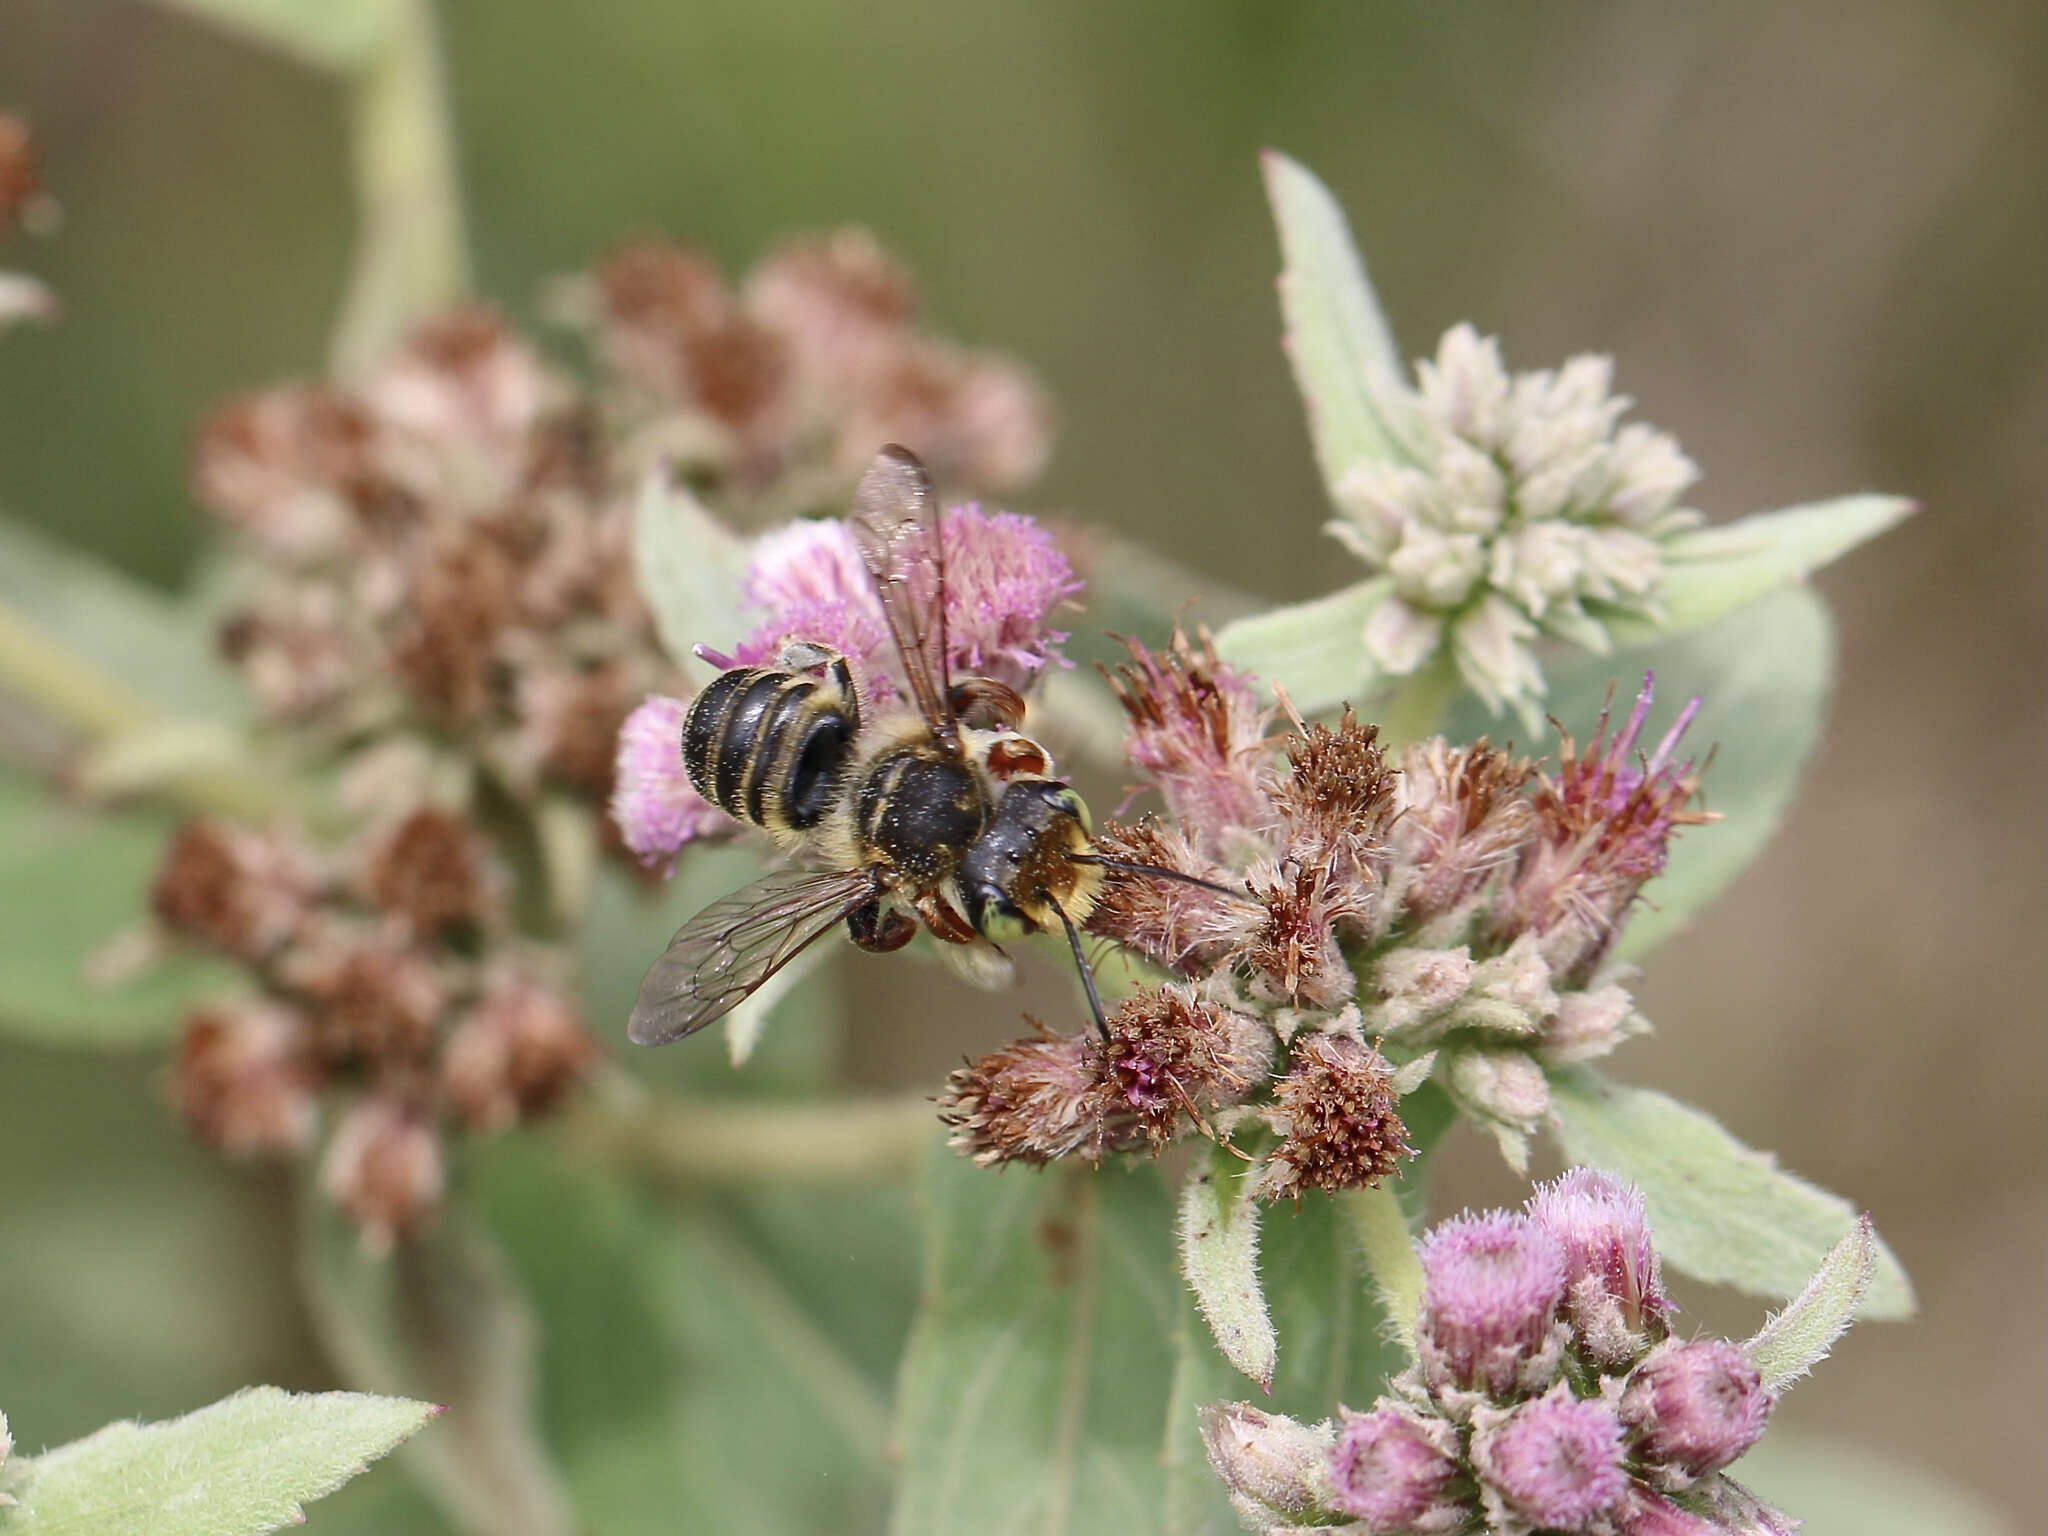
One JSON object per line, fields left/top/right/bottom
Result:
{"left": 627, "top": 444, "right": 1227, "bottom": 1047}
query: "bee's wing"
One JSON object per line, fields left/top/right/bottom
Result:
{"left": 627, "top": 867, "right": 882, "bottom": 1046}
{"left": 849, "top": 444, "right": 957, "bottom": 753}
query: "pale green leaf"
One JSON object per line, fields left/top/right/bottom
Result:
{"left": 1447, "top": 585, "right": 1833, "bottom": 963}
{"left": 1548, "top": 1069, "right": 1913, "bottom": 1318}
{"left": 143, "top": 0, "right": 395, "bottom": 70}
{"left": 1735, "top": 1434, "right": 2014, "bottom": 1536}
{"left": 1177, "top": 1146, "right": 1276, "bottom": 1391}
{"left": 890, "top": 1141, "right": 1180, "bottom": 1536}
{"left": 0, "top": 514, "right": 246, "bottom": 724}
{"left": 1339, "top": 1183, "right": 1422, "bottom": 1359}
{"left": 0, "top": 1387, "right": 434, "bottom": 1535}
{"left": 1261, "top": 152, "right": 1408, "bottom": 489}
{"left": 0, "top": 769, "right": 239, "bottom": 1046}
{"left": 1608, "top": 494, "right": 1916, "bottom": 644}
{"left": 1744, "top": 1217, "right": 1875, "bottom": 1391}
{"left": 297, "top": 1196, "right": 575, "bottom": 1536}
{"left": 631, "top": 469, "right": 754, "bottom": 679}
{"left": 1212, "top": 576, "right": 1390, "bottom": 714}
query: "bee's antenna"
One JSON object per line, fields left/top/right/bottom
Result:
{"left": 1044, "top": 892, "right": 1110, "bottom": 1043}
{"left": 1069, "top": 854, "right": 1253, "bottom": 905}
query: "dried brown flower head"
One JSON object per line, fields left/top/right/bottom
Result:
{"left": 320, "top": 1095, "right": 446, "bottom": 1253}
{"left": 191, "top": 385, "right": 380, "bottom": 563}
{"left": 1269, "top": 707, "right": 1397, "bottom": 899}
{"left": 388, "top": 531, "right": 519, "bottom": 725}
{"left": 1386, "top": 738, "right": 1535, "bottom": 935}
{"left": 1085, "top": 816, "right": 1253, "bottom": 975}
{"left": 362, "top": 808, "right": 495, "bottom": 940}
{"left": 1243, "top": 859, "right": 1363, "bottom": 1011}
{"left": 0, "top": 114, "right": 41, "bottom": 237}
{"left": 440, "top": 968, "right": 597, "bottom": 1132}
{"left": 277, "top": 920, "right": 446, "bottom": 1064}
{"left": 151, "top": 819, "right": 321, "bottom": 964}
{"left": 172, "top": 1000, "right": 324, "bottom": 1156}
{"left": 1254, "top": 1031, "right": 1412, "bottom": 1199}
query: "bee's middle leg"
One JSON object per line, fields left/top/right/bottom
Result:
{"left": 847, "top": 897, "right": 917, "bottom": 953}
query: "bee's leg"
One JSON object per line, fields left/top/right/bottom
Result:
{"left": 949, "top": 676, "right": 1026, "bottom": 732}
{"left": 913, "top": 889, "right": 979, "bottom": 945}
{"left": 847, "top": 897, "right": 917, "bottom": 953}
{"left": 776, "top": 641, "right": 860, "bottom": 732}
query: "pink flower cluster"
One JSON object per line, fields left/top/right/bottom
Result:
{"left": 1206, "top": 1170, "right": 1784, "bottom": 1535}
{"left": 611, "top": 503, "right": 1081, "bottom": 867}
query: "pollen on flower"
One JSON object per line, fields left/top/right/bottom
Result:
{"left": 610, "top": 693, "right": 729, "bottom": 866}
{"left": 1255, "top": 1031, "right": 1413, "bottom": 1200}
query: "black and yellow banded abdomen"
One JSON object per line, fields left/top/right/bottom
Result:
{"left": 683, "top": 665, "right": 858, "bottom": 834}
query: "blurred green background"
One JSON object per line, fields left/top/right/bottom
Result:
{"left": 0, "top": 0, "right": 2041, "bottom": 1524}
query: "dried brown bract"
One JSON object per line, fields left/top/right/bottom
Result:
{"left": 1255, "top": 1032, "right": 1412, "bottom": 1199}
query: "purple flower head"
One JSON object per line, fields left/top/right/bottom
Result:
{"left": 610, "top": 694, "right": 728, "bottom": 868}
{"left": 1528, "top": 1168, "right": 1670, "bottom": 1368}
{"left": 1498, "top": 671, "right": 1710, "bottom": 981}
{"left": 1416, "top": 1208, "right": 1570, "bottom": 1399}
{"left": 1327, "top": 1403, "right": 1464, "bottom": 1532}
{"left": 1621, "top": 1338, "right": 1773, "bottom": 1486}
{"left": 1472, "top": 1382, "right": 1630, "bottom": 1530}
{"left": 936, "top": 503, "right": 1082, "bottom": 689}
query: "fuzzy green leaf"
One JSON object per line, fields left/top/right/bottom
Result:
{"left": 1744, "top": 1217, "right": 1876, "bottom": 1391}
{"left": 1609, "top": 494, "right": 1916, "bottom": 644}
{"left": 1178, "top": 1146, "right": 1276, "bottom": 1391}
{"left": 631, "top": 469, "right": 754, "bottom": 680}
{"left": 0, "top": 1387, "right": 435, "bottom": 1535}
{"left": 1340, "top": 1183, "right": 1422, "bottom": 1359}
{"left": 0, "top": 769, "right": 239, "bottom": 1046}
{"left": 143, "top": 0, "right": 394, "bottom": 70}
{"left": 1213, "top": 576, "right": 1391, "bottom": 715}
{"left": 1548, "top": 1070, "right": 1913, "bottom": 1318}
{"left": 1262, "top": 152, "right": 1408, "bottom": 489}
{"left": 1448, "top": 585, "right": 1833, "bottom": 964}
{"left": 890, "top": 1140, "right": 1180, "bottom": 1536}
{"left": 0, "top": 515, "right": 245, "bottom": 725}
{"left": 297, "top": 1197, "right": 575, "bottom": 1536}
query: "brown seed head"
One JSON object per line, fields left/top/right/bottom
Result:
{"left": 1085, "top": 816, "right": 1254, "bottom": 975}
{"left": 1255, "top": 1032, "right": 1412, "bottom": 1199}
{"left": 191, "top": 386, "right": 380, "bottom": 562}
{"left": 172, "top": 1000, "right": 323, "bottom": 1156}
{"left": 1271, "top": 706, "right": 1397, "bottom": 912}
{"left": 276, "top": 919, "right": 446, "bottom": 1064}
{"left": 1243, "top": 859, "right": 1363, "bottom": 1010}
{"left": 320, "top": 1095, "right": 446, "bottom": 1252}
{"left": 363, "top": 808, "right": 494, "bottom": 940}
{"left": 389, "top": 531, "right": 518, "bottom": 724}
{"left": 439, "top": 968, "right": 597, "bottom": 1132}
{"left": 152, "top": 819, "right": 320, "bottom": 963}
{"left": 1387, "top": 738, "right": 1536, "bottom": 933}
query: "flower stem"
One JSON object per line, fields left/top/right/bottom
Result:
{"left": 555, "top": 1072, "right": 934, "bottom": 1191}
{"left": 1376, "top": 654, "right": 1460, "bottom": 746}
{"left": 329, "top": 0, "right": 470, "bottom": 378}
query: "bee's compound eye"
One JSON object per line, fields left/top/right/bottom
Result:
{"left": 1049, "top": 785, "right": 1091, "bottom": 833}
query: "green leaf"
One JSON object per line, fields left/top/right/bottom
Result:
{"left": 1177, "top": 1146, "right": 1276, "bottom": 1391}
{"left": 473, "top": 1136, "right": 913, "bottom": 1534}
{"left": 142, "top": 0, "right": 394, "bottom": 70}
{"left": 0, "top": 1387, "right": 435, "bottom": 1535}
{"left": 0, "top": 769, "right": 239, "bottom": 1046}
{"left": 1212, "top": 576, "right": 1390, "bottom": 715}
{"left": 1448, "top": 585, "right": 1834, "bottom": 963}
{"left": 297, "top": 1195, "right": 576, "bottom": 1536}
{"left": 0, "top": 514, "right": 246, "bottom": 725}
{"left": 631, "top": 469, "right": 754, "bottom": 679}
{"left": 1609, "top": 494, "right": 1916, "bottom": 644}
{"left": 1743, "top": 1217, "right": 1875, "bottom": 1392}
{"left": 1547, "top": 1069, "right": 1913, "bottom": 1318}
{"left": 890, "top": 1141, "right": 1181, "bottom": 1536}
{"left": 1261, "top": 152, "right": 1409, "bottom": 490}
{"left": 1735, "top": 1433, "right": 2015, "bottom": 1536}
{"left": 1339, "top": 1183, "right": 1422, "bottom": 1360}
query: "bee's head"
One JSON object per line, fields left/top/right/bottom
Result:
{"left": 957, "top": 778, "right": 1103, "bottom": 943}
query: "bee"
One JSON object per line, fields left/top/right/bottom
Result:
{"left": 627, "top": 444, "right": 1230, "bottom": 1047}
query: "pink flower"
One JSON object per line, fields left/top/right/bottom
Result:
{"left": 1472, "top": 1382, "right": 1630, "bottom": 1529}
{"left": 610, "top": 694, "right": 727, "bottom": 867}
{"left": 1416, "top": 1208, "right": 1569, "bottom": 1398}
{"left": 1621, "top": 1338, "right": 1773, "bottom": 1487}
{"left": 1327, "top": 1403, "right": 1464, "bottom": 1531}
{"left": 1528, "top": 1168, "right": 1670, "bottom": 1368}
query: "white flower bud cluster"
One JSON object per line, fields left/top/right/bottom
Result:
{"left": 1331, "top": 324, "right": 1702, "bottom": 724}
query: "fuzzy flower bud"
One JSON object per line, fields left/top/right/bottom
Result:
{"left": 1331, "top": 324, "right": 1702, "bottom": 725}
{"left": 1471, "top": 1382, "right": 1631, "bottom": 1531}
{"left": 1103, "top": 629, "right": 1274, "bottom": 865}
{"left": 1326, "top": 1403, "right": 1465, "bottom": 1532}
{"left": 1366, "top": 945, "right": 1476, "bottom": 1038}
{"left": 1528, "top": 1168, "right": 1669, "bottom": 1369}
{"left": 440, "top": 969, "right": 598, "bottom": 1132}
{"left": 320, "top": 1096, "right": 445, "bottom": 1253}
{"left": 1539, "top": 983, "right": 1649, "bottom": 1066}
{"left": 1198, "top": 1403, "right": 1338, "bottom": 1525}
{"left": 1621, "top": 1338, "right": 1773, "bottom": 1488}
{"left": 1692, "top": 1476, "right": 1801, "bottom": 1536}
{"left": 610, "top": 693, "right": 728, "bottom": 867}
{"left": 1255, "top": 1031, "right": 1413, "bottom": 1199}
{"left": 1416, "top": 1209, "right": 1570, "bottom": 1401}
{"left": 172, "top": 1000, "right": 323, "bottom": 1156}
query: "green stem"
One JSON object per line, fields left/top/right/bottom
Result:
{"left": 555, "top": 1075, "right": 934, "bottom": 1191}
{"left": 1376, "top": 653, "right": 1460, "bottom": 746}
{"left": 329, "top": 0, "right": 470, "bottom": 378}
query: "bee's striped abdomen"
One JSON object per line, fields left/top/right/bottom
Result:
{"left": 683, "top": 664, "right": 857, "bottom": 835}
